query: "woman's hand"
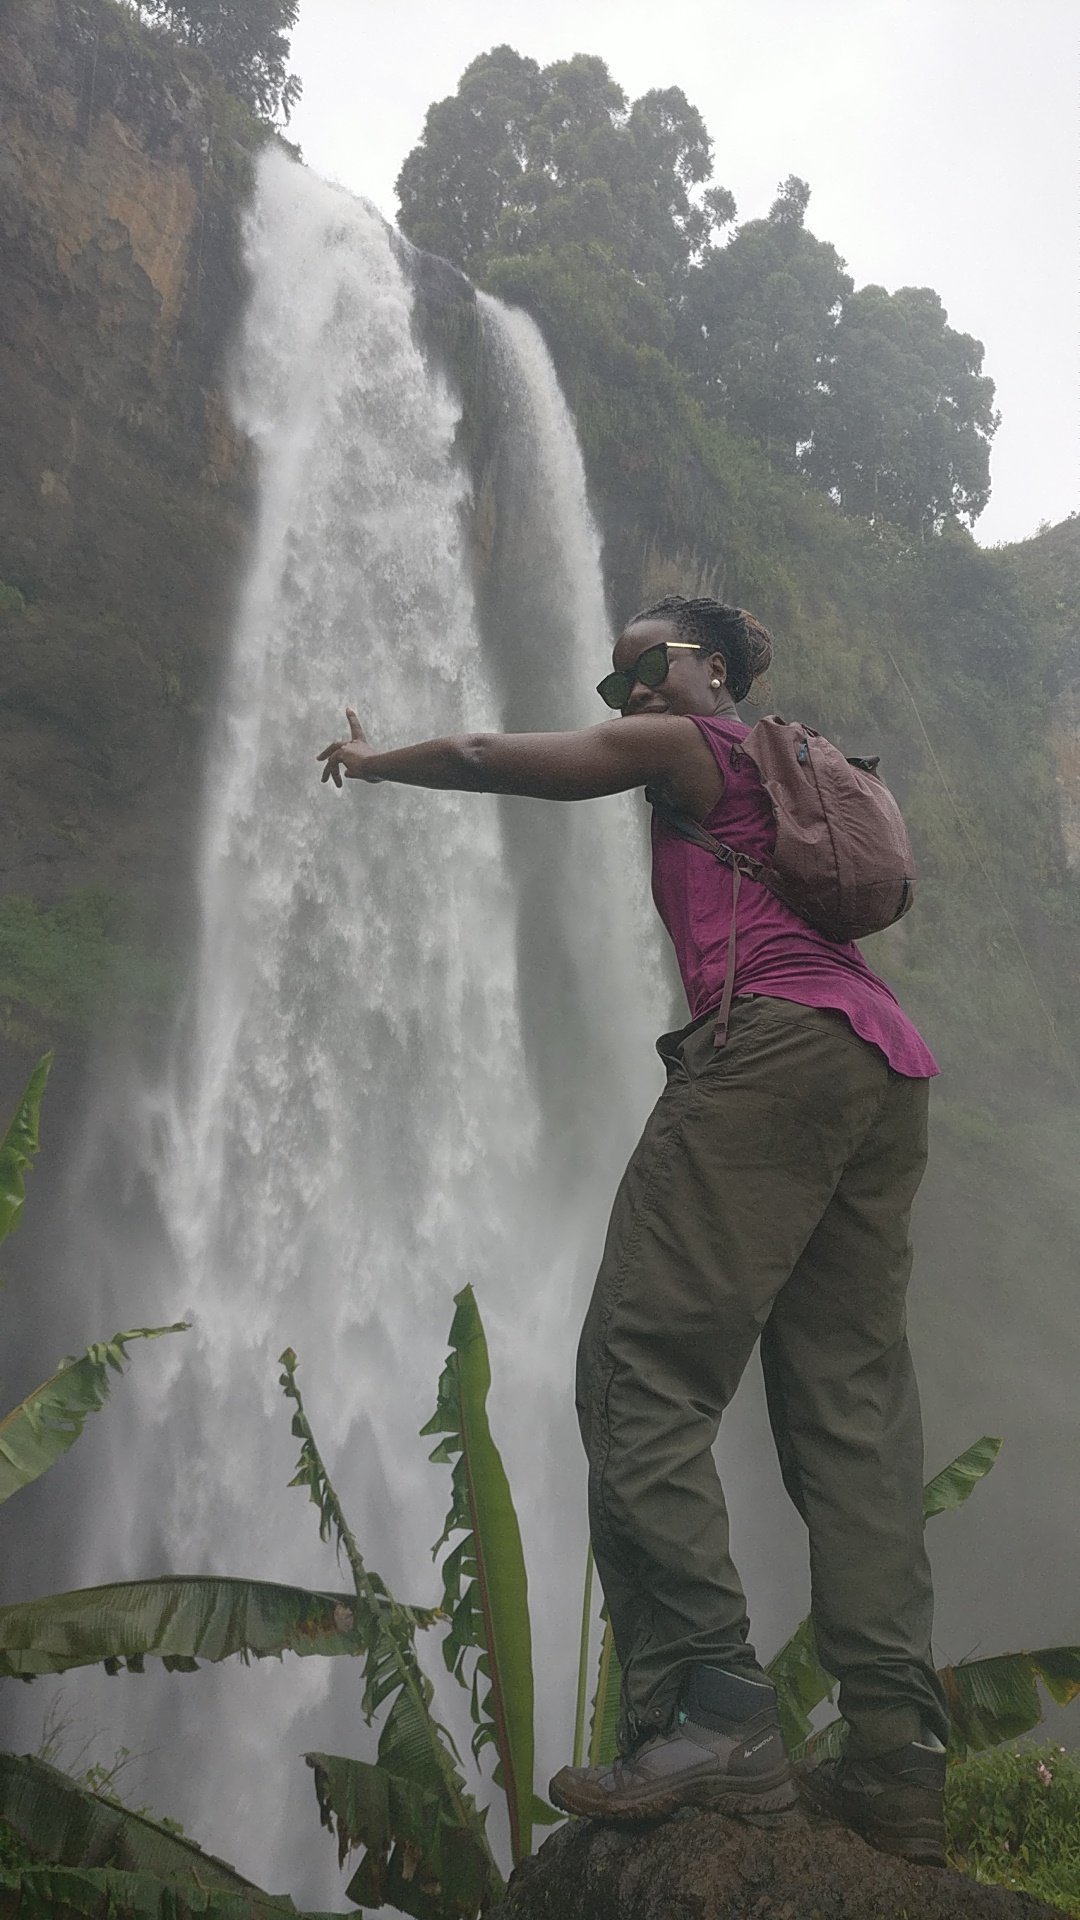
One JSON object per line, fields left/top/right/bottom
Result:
{"left": 317, "top": 707, "right": 373, "bottom": 787}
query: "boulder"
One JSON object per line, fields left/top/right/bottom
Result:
{"left": 491, "top": 1808, "right": 1059, "bottom": 1920}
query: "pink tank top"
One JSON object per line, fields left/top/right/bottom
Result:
{"left": 651, "top": 715, "right": 939, "bottom": 1079}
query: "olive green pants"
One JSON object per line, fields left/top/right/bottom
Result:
{"left": 576, "top": 994, "right": 949, "bottom": 1758}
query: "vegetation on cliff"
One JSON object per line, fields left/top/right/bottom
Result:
{"left": 398, "top": 48, "right": 999, "bottom": 540}
{"left": 127, "top": 0, "right": 302, "bottom": 124}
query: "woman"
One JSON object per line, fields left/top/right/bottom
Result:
{"left": 318, "top": 595, "right": 949, "bottom": 1867}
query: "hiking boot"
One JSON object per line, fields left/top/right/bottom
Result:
{"left": 549, "top": 1665, "right": 799, "bottom": 1822}
{"left": 799, "top": 1739, "right": 946, "bottom": 1868}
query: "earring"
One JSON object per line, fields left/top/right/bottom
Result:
{"left": 710, "top": 678, "right": 722, "bottom": 689}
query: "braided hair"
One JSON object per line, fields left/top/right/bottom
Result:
{"left": 627, "top": 596, "right": 773, "bottom": 704}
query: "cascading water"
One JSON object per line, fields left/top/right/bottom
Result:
{"left": 9, "top": 148, "right": 670, "bottom": 1904}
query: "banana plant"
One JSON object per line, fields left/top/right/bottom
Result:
{"left": 0, "top": 1575, "right": 381, "bottom": 1679}
{"left": 0, "top": 1061, "right": 457, "bottom": 1913}
{"left": 0, "top": 1327, "right": 188, "bottom": 1509}
{"left": 580, "top": 1434, "right": 1080, "bottom": 1766}
{"left": 282, "top": 1344, "right": 503, "bottom": 1920}
{"left": 0, "top": 1750, "right": 338, "bottom": 1913}
{"left": 0, "top": 1061, "right": 395, "bottom": 1688}
{"left": 1, "top": 1058, "right": 186, "bottom": 1511}
{"left": 0, "top": 1749, "right": 341, "bottom": 1917}
{"left": 299, "top": 1285, "right": 561, "bottom": 1916}
{"left": 0, "top": 1053, "right": 51, "bottom": 1246}
{"left": 0, "top": 1867, "right": 340, "bottom": 1920}
{"left": 421, "top": 1284, "right": 556, "bottom": 1864}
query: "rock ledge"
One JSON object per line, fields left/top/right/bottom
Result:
{"left": 491, "top": 1808, "right": 1059, "bottom": 1920}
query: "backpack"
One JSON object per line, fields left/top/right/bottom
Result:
{"left": 649, "top": 714, "right": 916, "bottom": 1046}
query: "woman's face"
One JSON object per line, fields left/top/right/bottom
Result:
{"left": 609, "top": 619, "right": 726, "bottom": 717}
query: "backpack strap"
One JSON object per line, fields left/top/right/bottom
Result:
{"left": 647, "top": 793, "right": 767, "bottom": 881}
{"left": 647, "top": 793, "right": 766, "bottom": 1049}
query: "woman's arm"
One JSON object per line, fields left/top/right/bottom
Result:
{"left": 318, "top": 707, "right": 720, "bottom": 807}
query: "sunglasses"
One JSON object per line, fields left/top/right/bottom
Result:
{"left": 596, "top": 641, "right": 701, "bottom": 711}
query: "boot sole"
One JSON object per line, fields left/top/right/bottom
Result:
{"left": 799, "top": 1773, "right": 945, "bottom": 1869}
{"left": 550, "top": 1763, "right": 800, "bottom": 1824}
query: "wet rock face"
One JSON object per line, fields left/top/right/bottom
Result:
{"left": 0, "top": 0, "right": 252, "bottom": 909}
{"left": 492, "top": 1811, "right": 1059, "bottom": 1920}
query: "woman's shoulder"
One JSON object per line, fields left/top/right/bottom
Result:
{"left": 689, "top": 713, "right": 751, "bottom": 744}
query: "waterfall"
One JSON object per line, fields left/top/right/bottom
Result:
{"left": 9, "top": 148, "right": 666, "bottom": 1905}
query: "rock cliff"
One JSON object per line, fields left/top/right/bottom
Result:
{"left": 0, "top": 0, "right": 254, "bottom": 923}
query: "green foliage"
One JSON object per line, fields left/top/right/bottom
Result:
{"left": 132, "top": 0, "right": 301, "bottom": 123}
{"left": 0, "top": 1817, "right": 36, "bottom": 1870}
{"left": 307, "top": 1753, "right": 495, "bottom": 1920}
{"left": 422, "top": 1284, "right": 538, "bottom": 1864}
{"left": 280, "top": 1349, "right": 503, "bottom": 1919}
{"left": 0, "top": 894, "right": 177, "bottom": 1034}
{"left": 767, "top": 1615, "right": 833, "bottom": 1755}
{"left": 0, "top": 1327, "right": 188, "bottom": 1508}
{"left": 396, "top": 48, "right": 733, "bottom": 288}
{"left": 0, "top": 1574, "right": 381, "bottom": 1678}
{"left": 678, "top": 176, "right": 853, "bottom": 468}
{"left": 278, "top": 1349, "right": 443, "bottom": 1648}
{"left": 0, "top": 1753, "right": 264, "bottom": 1890}
{"left": 587, "top": 1612, "right": 620, "bottom": 1769}
{"left": 402, "top": 49, "right": 998, "bottom": 538}
{"left": 941, "top": 1649, "right": 1080, "bottom": 1759}
{"left": 0, "top": 583, "right": 27, "bottom": 615}
{"left": 946, "top": 1742, "right": 1080, "bottom": 1913}
{"left": 922, "top": 1436, "right": 1003, "bottom": 1520}
{"left": 0, "top": 1863, "right": 338, "bottom": 1917}
{"left": 0, "top": 1056, "right": 51, "bottom": 1248}
{"left": 804, "top": 283, "right": 999, "bottom": 535}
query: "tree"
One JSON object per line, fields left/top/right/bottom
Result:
{"left": 802, "top": 283, "right": 999, "bottom": 537}
{"left": 395, "top": 49, "right": 735, "bottom": 290}
{"left": 679, "top": 176, "right": 852, "bottom": 468}
{"left": 136, "top": 0, "right": 302, "bottom": 123}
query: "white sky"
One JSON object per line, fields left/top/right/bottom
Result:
{"left": 287, "top": 0, "right": 1079, "bottom": 548}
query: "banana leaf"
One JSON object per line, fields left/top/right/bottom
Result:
{"left": 0, "top": 1575, "right": 378, "bottom": 1679}
{"left": 765, "top": 1616, "right": 831, "bottom": 1753}
{"left": 768, "top": 1436, "right": 1006, "bottom": 1747}
{"left": 280, "top": 1352, "right": 499, "bottom": 1909}
{"left": 421, "top": 1285, "right": 536, "bottom": 1864}
{"left": 0, "top": 1751, "right": 260, "bottom": 1888}
{"left": 806, "top": 1645, "right": 1080, "bottom": 1762}
{"left": 0, "top": 1866, "right": 339, "bottom": 1918}
{"left": 307, "top": 1753, "right": 497, "bottom": 1920}
{"left": 922, "top": 1436, "right": 1002, "bottom": 1520}
{"left": 0, "top": 1325, "right": 189, "bottom": 1507}
{"left": 941, "top": 1646, "right": 1080, "bottom": 1757}
{"left": 802, "top": 1713, "right": 846, "bottom": 1761}
{"left": 0, "top": 1054, "right": 51, "bottom": 1248}
{"left": 572, "top": 1550, "right": 594, "bottom": 1768}
{"left": 588, "top": 1613, "right": 621, "bottom": 1769}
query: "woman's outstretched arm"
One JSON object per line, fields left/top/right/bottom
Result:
{"left": 317, "top": 706, "right": 718, "bottom": 806}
